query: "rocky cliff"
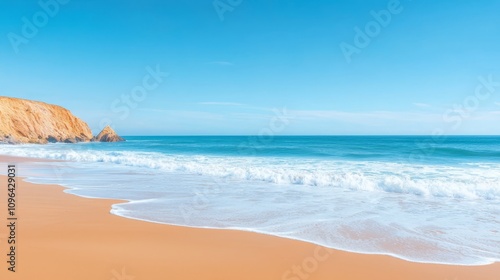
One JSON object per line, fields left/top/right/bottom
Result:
{"left": 0, "top": 96, "right": 122, "bottom": 144}
{"left": 93, "top": 125, "right": 125, "bottom": 142}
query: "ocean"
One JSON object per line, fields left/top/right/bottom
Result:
{"left": 1, "top": 136, "right": 499, "bottom": 265}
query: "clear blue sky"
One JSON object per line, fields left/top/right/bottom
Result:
{"left": 1, "top": 0, "right": 499, "bottom": 135}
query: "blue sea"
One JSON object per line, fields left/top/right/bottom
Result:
{"left": 1, "top": 136, "right": 499, "bottom": 265}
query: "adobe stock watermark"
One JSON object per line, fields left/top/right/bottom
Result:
{"left": 339, "top": 0, "right": 406, "bottom": 64}
{"left": 410, "top": 74, "right": 499, "bottom": 162}
{"left": 99, "top": 65, "right": 169, "bottom": 130}
{"left": 213, "top": 0, "right": 243, "bottom": 21}
{"left": 281, "top": 245, "right": 334, "bottom": 280}
{"left": 179, "top": 176, "right": 225, "bottom": 224}
{"left": 179, "top": 107, "right": 291, "bottom": 223}
{"left": 51, "top": 154, "right": 75, "bottom": 181}
{"left": 441, "top": 75, "right": 499, "bottom": 130}
{"left": 110, "top": 267, "right": 135, "bottom": 280}
{"left": 238, "top": 108, "right": 291, "bottom": 156}
{"left": 7, "top": 0, "right": 70, "bottom": 54}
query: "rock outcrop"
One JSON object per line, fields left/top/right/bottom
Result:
{"left": 0, "top": 96, "right": 94, "bottom": 144}
{"left": 93, "top": 125, "right": 125, "bottom": 142}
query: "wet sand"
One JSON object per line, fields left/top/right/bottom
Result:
{"left": 0, "top": 155, "right": 498, "bottom": 280}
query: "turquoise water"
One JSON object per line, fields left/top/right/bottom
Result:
{"left": 1, "top": 136, "right": 499, "bottom": 265}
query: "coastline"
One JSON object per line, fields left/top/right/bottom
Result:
{"left": 0, "top": 155, "right": 499, "bottom": 280}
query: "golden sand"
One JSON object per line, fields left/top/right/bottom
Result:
{"left": 0, "top": 156, "right": 498, "bottom": 280}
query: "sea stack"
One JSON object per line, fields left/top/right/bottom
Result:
{"left": 0, "top": 96, "right": 94, "bottom": 144}
{"left": 93, "top": 125, "right": 125, "bottom": 142}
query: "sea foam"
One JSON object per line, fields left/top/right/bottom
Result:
{"left": 1, "top": 139, "right": 499, "bottom": 265}
{"left": 0, "top": 145, "right": 498, "bottom": 200}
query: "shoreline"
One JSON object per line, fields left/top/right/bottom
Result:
{"left": 108, "top": 207, "right": 497, "bottom": 267}
{"left": 0, "top": 155, "right": 499, "bottom": 279}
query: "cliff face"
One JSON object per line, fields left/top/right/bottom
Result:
{"left": 93, "top": 125, "right": 125, "bottom": 142}
{"left": 0, "top": 96, "right": 93, "bottom": 144}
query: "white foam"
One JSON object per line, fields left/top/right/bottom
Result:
{"left": 1, "top": 145, "right": 499, "bottom": 200}
{"left": 1, "top": 145, "right": 499, "bottom": 265}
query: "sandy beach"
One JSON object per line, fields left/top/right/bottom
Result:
{"left": 0, "top": 155, "right": 499, "bottom": 280}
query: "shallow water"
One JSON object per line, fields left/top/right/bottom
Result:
{"left": 1, "top": 136, "right": 499, "bottom": 265}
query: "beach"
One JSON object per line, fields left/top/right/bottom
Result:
{"left": 2, "top": 0, "right": 499, "bottom": 278}
{"left": 0, "top": 155, "right": 499, "bottom": 280}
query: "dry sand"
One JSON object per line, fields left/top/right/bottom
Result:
{"left": 0, "top": 155, "right": 498, "bottom": 280}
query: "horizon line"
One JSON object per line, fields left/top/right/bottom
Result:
{"left": 118, "top": 134, "right": 500, "bottom": 137}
